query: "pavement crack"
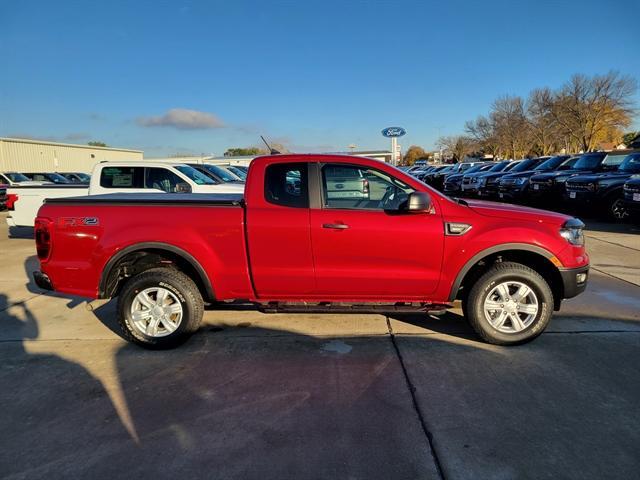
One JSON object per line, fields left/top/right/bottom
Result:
{"left": 386, "top": 316, "right": 446, "bottom": 480}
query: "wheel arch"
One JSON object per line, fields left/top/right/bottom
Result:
{"left": 449, "top": 243, "right": 564, "bottom": 309}
{"left": 99, "top": 242, "right": 215, "bottom": 301}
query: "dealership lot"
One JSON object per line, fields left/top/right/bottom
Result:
{"left": 1, "top": 212, "right": 639, "bottom": 479}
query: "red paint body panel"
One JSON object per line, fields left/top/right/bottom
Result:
{"left": 37, "top": 154, "right": 589, "bottom": 304}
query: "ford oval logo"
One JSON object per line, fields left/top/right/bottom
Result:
{"left": 382, "top": 127, "right": 406, "bottom": 138}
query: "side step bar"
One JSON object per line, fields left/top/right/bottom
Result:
{"left": 257, "top": 301, "right": 452, "bottom": 315}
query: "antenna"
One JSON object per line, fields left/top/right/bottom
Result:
{"left": 260, "top": 135, "right": 281, "bottom": 155}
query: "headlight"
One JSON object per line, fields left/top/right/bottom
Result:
{"left": 479, "top": 178, "right": 487, "bottom": 186}
{"left": 559, "top": 218, "right": 585, "bottom": 246}
{"left": 515, "top": 178, "right": 527, "bottom": 185}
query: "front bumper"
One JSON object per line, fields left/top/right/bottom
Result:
{"left": 564, "top": 190, "right": 595, "bottom": 205}
{"left": 498, "top": 185, "right": 527, "bottom": 201}
{"left": 558, "top": 265, "right": 589, "bottom": 299}
{"left": 33, "top": 271, "right": 54, "bottom": 291}
{"left": 478, "top": 184, "right": 499, "bottom": 198}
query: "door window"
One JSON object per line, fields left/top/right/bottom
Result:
{"left": 264, "top": 163, "right": 309, "bottom": 208}
{"left": 145, "top": 167, "right": 185, "bottom": 193}
{"left": 321, "top": 164, "right": 414, "bottom": 210}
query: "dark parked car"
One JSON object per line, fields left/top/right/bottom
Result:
{"left": 444, "top": 163, "right": 491, "bottom": 196}
{"left": 415, "top": 165, "right": 446, "bottom": 181}
{"left": 498, "top": 155, "right": 573, "bottom": 203}
{"left": 187, "top": 163, "right": 244, "bottom": 184}
{"left": 478, "top": 159, "right": 551, "bottom": 199}
{"left": 22, "top": 172, "right": 72, "bottom": 184}
{"left": 0, "top": 183, "right": 7, "bottom": 210}
{"left": 460, "top": 160, "right": 513, "bottom": 196}
{"left": 623, "top": 176, "right": 640, "bottom": 219}
{"left": 59, "top": 172, "right": 91, "bottom": 184}
{"left": 528, "top": 152, "right": 610, "bottom": 207}
{"left": 565, "top": 151, "right": 640, "bottom": 220}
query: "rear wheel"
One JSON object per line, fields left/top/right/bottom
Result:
{"left": 465, "top": 262, "right": 553, "bottom": 345}
{"left": 117, "top": 267, "right": 204, "bottom": 349}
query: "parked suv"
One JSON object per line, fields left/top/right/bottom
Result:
{"left": 528, "top": 152, "right": 609, "bottom": 207}
{"left": 444, "top": 163, "right": 491, "bottom": 196}
{"left": 461, "top": 160, "right": 513, "bottom": 196}
{"left": 623, "top": 176, "right": 640, "bottom": 219}
{"left": 565, "top": 151, "right": 640, "bottom": 220}
{"left": 498, "top": 155, "right": 572, "bottom": 203}
{"left": 478, "top": 160, "right": 551, "bottom": 199}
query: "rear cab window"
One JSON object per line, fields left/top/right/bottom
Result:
{"left": 100, "top": 167, "right": 144, "bottom": 188}
{"left": 264, "top": 163, "right": 309, "bottom": 208}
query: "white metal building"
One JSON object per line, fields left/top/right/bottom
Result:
{"left": 0, "top": 137, "right": 143, "bottom": 173}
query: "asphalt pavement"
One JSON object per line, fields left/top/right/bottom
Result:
{"left": 1, "top": 212, "right": 639, "bottom": 479}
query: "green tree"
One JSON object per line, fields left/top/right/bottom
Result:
{"left": 402, "top": 145, "right": 428, "bottom": 165}
{"left": 224, "top": 147, "right": 266, "bottom": 157}
{"left": 622, "top": 131, "right": 640, "bottom": 146}
{"left": 87, "top": 141, "right": 107, "bottom": 147}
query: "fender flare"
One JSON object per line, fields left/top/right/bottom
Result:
{"left": 98, "top": 242, "right": 215, "bottom": 300}
{"left": 447, "top": 243, "right": 557, "bottom": 301}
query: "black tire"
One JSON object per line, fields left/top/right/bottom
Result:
{"left": 117, "top": 267, "right": 204, "bottom": 349}
{"left": 607, "top": 196, "right": 629, "bottom": 222}
{"left": 465, "top": 262, "right": 554, "bottom": 345}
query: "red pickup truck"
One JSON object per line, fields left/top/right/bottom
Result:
{"left": 33, "top": 154, "right": 589, "bottom": 348}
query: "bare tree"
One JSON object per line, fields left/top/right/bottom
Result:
{"left": 436, "top": 135, "right": 477, "bottom": 162}
{"left": 547, "top": 71, "right": 637, "bottom": 151}
{"left": 491, "top": 95, "right": 531, "bottom": 158}
{"left": 525, "top": 88, "right": 560, "bottom": 155}
{"left": 465, "top": 116, "right": 501, "bottom": 158}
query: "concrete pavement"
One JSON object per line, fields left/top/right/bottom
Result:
{"left": 1, "top": 212, "right": 640, "bottom": 479}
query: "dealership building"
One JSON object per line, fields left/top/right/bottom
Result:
{"left": 0, "top": 137, "right": 143, "bottom": 173}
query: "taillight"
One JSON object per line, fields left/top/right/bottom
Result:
{"left": 6, "top": 193, "right": 18, "bottom": 210}
{"left": 35, "top": 218, "right": 53, "bottom": 261}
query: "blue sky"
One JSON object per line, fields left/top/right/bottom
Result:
{"left": 1, "top": 0, "right": 638, "bottom": 157}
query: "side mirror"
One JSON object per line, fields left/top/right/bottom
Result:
{"left": 176, "top": 182, "right": 192, "bottom": 193}
{"left": 405, "top": 191, "right": 432, "bottom": 213}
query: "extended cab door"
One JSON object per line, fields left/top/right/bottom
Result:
{"left": 245, "top": 162, "right": 316, "bottom": 297}
{"left": 309, "top": 163, "right": 444, "bottom": 300}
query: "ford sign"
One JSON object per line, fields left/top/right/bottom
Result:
{"left": 382, "top": 127, "right": 406, "bottom": 138}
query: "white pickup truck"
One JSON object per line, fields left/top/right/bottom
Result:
{"left": 6, "top": 162, "right": 245, "bottom": 227}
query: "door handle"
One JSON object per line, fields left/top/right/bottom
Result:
{"left": 323, "top": 223, "right": 349, "bottom": 230}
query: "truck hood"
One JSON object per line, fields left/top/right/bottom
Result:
{"left": 465, "top": 199, "right": 570, "bottom": 225}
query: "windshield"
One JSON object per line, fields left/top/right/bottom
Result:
{"left": 602, "top": 153, "right": 630, "bottom": 168}
{"left": 203, "top": 164, "right": 241, "bottom": 182}
{"left": 46, "top": 173, "right": 71, "bottom": 183}
{"left": 560, "top": 157, "right": 579, "bottom": 169}
{"left": 619, "top": 153, "right": 640, "bottom": 173}
{"left": 487, "top": 161, "right": 509, "bottom": 172}
{"left": 75, "top": 172, "right": 91, "bottom": 181}
{"left": 573, "top": 153, "right": 606, "bottom": 170}
{"left": 535, "top": 156, "right": 567, "bottom": 171}
{"left": 465, "top": 164, "right": 487, "bottom": 174}
{"left": 227, "top": 166, "right": 248, "bottom": 180}
{"left": 175, "top": 165, "right": 217, "bottom": 185}
{"left": 6, "top": 172, "right": 30, "bottom": 182}
{"left": 509, "top": 158, "right": 540, "bottom": 173}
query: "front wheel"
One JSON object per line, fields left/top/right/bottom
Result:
{"left": 608, "top": 197, "right": 629, "bottom": 221}
{"left": 117, "top": 267, "right": 204, "bottom": 349}
{"left": 465, "top": 262, "right": 554, "bottom": 345}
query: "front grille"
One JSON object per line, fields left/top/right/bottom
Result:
{"left": 500, "top": 178, "right": 517, "bottom": 186}
{"left": 624, "top": 184, "right": 640, "bottom": 194}
{"left": 566, "top": 182, "right": 594, "bottom": 192}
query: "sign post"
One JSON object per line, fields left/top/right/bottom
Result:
{"left": 381, "top": 127, "right": 406, "bottom": 165}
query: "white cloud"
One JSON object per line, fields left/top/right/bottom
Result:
{"left": 136, "top": 108, "right": 224, "bottom": 130}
